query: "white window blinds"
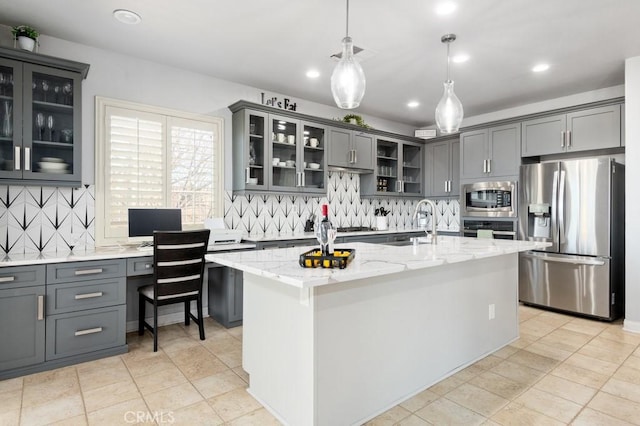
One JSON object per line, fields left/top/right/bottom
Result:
{"left": 96, "top": 98, "right": 223, "bottom": 245}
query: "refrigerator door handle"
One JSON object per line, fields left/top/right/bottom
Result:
{"left": 522, "top": 251, "right": 606, "bottom": 266}
{"left": 558, "top": 170, "right": 566, "bottom": 245}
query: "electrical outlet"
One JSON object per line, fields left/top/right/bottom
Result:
{"left": 488, "top": 304, "right": 495, "bottom": 320}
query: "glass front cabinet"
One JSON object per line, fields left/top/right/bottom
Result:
{"left": 232, "top": 108, "right": 326, "bottom": 194}
{"left": 363, "top": 136, "right": 423, "bottom": 197}
{"left": 0, "top": 47, "right": 89, "bottom": 186}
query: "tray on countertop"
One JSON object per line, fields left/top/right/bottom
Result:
{"left": 299, "top": 248, "right": 355, "bottom": 269}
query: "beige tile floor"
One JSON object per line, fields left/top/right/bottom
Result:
{"left": 2, "top": 304, "right": 640, "bottom": 425}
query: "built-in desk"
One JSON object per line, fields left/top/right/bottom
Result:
{"left": 0, "top": 243, "right": 255, "bottom": 380}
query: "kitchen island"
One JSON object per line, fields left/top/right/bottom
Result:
{"left": 206, "top": 236, "right": 549, "bottom": 426}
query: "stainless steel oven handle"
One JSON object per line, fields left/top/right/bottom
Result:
{"left": 522, "top": 251, "right": 605, "bottom": 266}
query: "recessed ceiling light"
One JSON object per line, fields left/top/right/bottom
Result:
{"left": 532, "top": 63, "right": 550, "bottom": 73}
{"left": 452, "top": 54, "right": 469, "bottom": 63}
{"left": 113, "top": 9, "right": 142, "bottom": 25}
{"left": 306, "top": 69, "right": 320, "bottom": 79}
{"left": 435, "top": 2, "right": 457, "bottom": 15}
{"left": 407, "top": 101, "right": 420, "bottom": 108}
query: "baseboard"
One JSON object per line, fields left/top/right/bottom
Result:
{"left": 623, "top": 318, "right": 640, "bottom": 334}
{"left": 126, "top": 310, "right": 210, "bottom": 333}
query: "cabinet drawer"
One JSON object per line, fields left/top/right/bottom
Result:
{"left": 46, "top": 305, "right": 126, "bottom": 360}
{"left": 47, "top": 278, "right": 126, "bottom": 314}
{"left": 127, "top": 257, "right": 154, "bottom": 276}
{"left": 46, "top": 260, "right": 126, "bottom": 284}
{"left": 0, "top": 265, "right": 46, "bottom": 289}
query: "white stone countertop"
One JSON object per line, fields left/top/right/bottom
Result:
{"left": 0, "top": 243, "right": 256, "bottom": 268}
{"left": 242, "top": 226, "right": 460, "bottom": 242}
{"left": 206, "top": 236, "right": 550, "bottom": 289}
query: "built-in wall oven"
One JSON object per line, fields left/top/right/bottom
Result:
{"left": 461, "top": 181, "right": 517, "bottom": 218}
{"left": 462, "top": 219, "right": 517, "bottom": 240}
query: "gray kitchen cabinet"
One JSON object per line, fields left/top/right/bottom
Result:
{"left": 0, "top": 47, "right": 89, "bottom": 187}
{"left": 425, "top": 138, "right": 459, "bottom": 197}
{"left": 328, "top": 127, "right": 374, "bottom": 171}
{"left": 521, "top": 104, "right": 621, "bottom": 156}
{"left": 208, "top": 266, "right": 243, "bottom": 328}
{"left": 362, "top": 136, "right": 422, "bottom": 197}
{"left": 232, "top": 109, "right": 327, "bottom": 194}
{"left": 460, "top": 123, "right": 521, "bottom": 180}
{"left": 0, "top": 265, "right": 46, "bottom": 372}
{"left": 45, "top": 260, "right": 127, "bottom": 361}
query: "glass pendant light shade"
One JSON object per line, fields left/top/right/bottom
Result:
{"left": 435, "top": 80, "right": 464, "bottom": 134}
{"left": 435, "top": 34, "right": 464, "bottom": 134}
{"left": 331, "top": 36, "right": 366, "bottom": 109}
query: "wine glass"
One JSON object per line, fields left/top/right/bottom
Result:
{"left": 35, "top": 112, "right": 44, "bottom": 140}
{"left": 53, "top": 86, "right": 60, "bottom": 104}
{"left": 62, "top": 82, "right": 72, "bottom": 105}
{"left": 47, "top": 115, "right": 55, "bottom": 141}
{"left": 41, "top": 80, "right": 49, "bottom": 102}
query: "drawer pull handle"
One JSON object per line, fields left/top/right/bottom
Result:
{"left": 74, "top": 268, "right": 104, "bottom": 276}
{"left": 0, "top": 276, "right": 16, "bottom": 283}
{"left": 145, "top": 264, "right": 152, "bottom": 269}
{"left": 37, "top": 295, "right": 44, "bottom": 321}
{"left": 75, "top": 292, "right": 103, "bottom": 300}
{"left": 75, "top": 327, "right": 103, "bottom": 336}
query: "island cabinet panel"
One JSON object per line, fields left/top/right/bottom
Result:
{"left": 240, "top": 252, "right": 519, "bottom": 425}
{"left": 522, "top": 104, "right": 621, "bottom": 156}
{"left": 0, "top": 265, "right": 46, "bottom": 372}
{"left": 461, "top": 123, "right": 520, "bottom": 181}
{"left": 208, "top": 266, "right": 244, "bottom": 327}
{"left": 425, "top": 138, "right": 459, "bottom": 197}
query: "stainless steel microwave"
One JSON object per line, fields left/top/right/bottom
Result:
{"left": 461, "top": 181, "right": 517, "bottom": 218}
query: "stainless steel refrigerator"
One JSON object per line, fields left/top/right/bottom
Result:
{"left": 518, "top": 158, "right": 625, "bottom": 320}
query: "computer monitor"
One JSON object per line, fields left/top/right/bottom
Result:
{"left": 128, "top": 208, "right": 182, "bottom": 244}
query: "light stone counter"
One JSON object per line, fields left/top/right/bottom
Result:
{"left": 206, "top": 236, "right": 548, "bottom": 289}
{"left": 0, "top": 243, "right": 256, "bottom": 268}
{"left": 241, "top": 226, "right": 459, "bottom": 242}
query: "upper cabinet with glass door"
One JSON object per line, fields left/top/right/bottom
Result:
{"left": 361, "top": 137, "right": 423, "bottom": 197}
{"left": 0, "top": 47, "right": 89, "bottom": 186}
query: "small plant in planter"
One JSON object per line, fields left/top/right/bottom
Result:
{"left": 12, "top": 25, "right": 39, "bottom": 52}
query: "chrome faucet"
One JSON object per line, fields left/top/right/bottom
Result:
{"left": 412, "top": 199, "right": 438, "bottom": 244}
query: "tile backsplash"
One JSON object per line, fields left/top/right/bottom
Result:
{"left": 0, "top": 173, "right": 459, "bottom": 254}
{"left": 224, "top": 172, "right": 459, "bottom": 237}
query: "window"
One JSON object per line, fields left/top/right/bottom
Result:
{"left": 95, "top": 97, "right": 223, "bottom": 246}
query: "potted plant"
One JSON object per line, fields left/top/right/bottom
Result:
{"left": 12, "top": 25, "right": 39, "bottom": 52}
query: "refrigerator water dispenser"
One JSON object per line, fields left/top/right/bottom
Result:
{"left": 527, "top": 203, "right": 551, "bottom": 238}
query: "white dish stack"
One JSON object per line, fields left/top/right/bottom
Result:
{"left": 38, "top": 157, "right": 69, "bottom": 174}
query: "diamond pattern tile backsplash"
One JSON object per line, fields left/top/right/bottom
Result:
{"left": 0, "top": 173, "right": 459, "bottom": 254}
{"left": 224, "top": 172, "right": 460, "bottom": 237}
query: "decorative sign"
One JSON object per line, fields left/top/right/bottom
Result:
{"left": 261, "top": 92, "right": 297, "bottom": 111}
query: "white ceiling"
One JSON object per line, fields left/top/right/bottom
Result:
{"left": 2, "top": 0, "right": 639, "bottom": 127}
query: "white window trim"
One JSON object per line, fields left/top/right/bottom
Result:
{"left": 95, "top": 96, "right": 224, "bottom": 247}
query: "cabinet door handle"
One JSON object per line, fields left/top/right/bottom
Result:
{"left": 487, "top": 159, "right": 491, "bottom": 174}
{"left": 483, "top": 159, "right": 487, "bottom": 173}
{"left": 75, "top": 291, "right": 103, "bottom": 300}
{"left": 15, "top": 147, "right": 21, "bottom": 171}
{"left": 567, "top": 130, "right": 572, "bottom": 148}
{"left": 353, "top": 149, "right": 357, "bottom": 164}
{"left": 302, "top": 172, "right": 306, "bottom": 187}
{"left": 74, "top": 268, "right": 103, "bottom": 276}
{"left": 145, "top": 263, "right": 152, "bottom": 269}
{"left": 0, "top": 276, "right": 16, "bottom": 283}
{"left": 75, "top": 327, "right": 103, "bottom": 337}
{"left": 561, "top": 131, "right": 565, "bottom": 148}
{"left": 245, "top": 167, "right": 250, "bottom": 184}
{"left": 349, "top": 150, "right": 354, "bottom": 164}
{"left": 37, "top": 295, "right": 44, "bottom": 321}
{"left": 402, "top": 181, "right": 405, "bottom": 193}
{"left": 24, "top": 147, "right": 30, "bottom": 171}
{"left": 444, "top": 180, "right": 448, "bottom": 192}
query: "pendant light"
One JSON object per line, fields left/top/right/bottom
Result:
{"left": 435, "top": 34, "right": 464, "bottom": 134}
{"left": 331, "top": 0, "right": 366, "bottom": 109}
